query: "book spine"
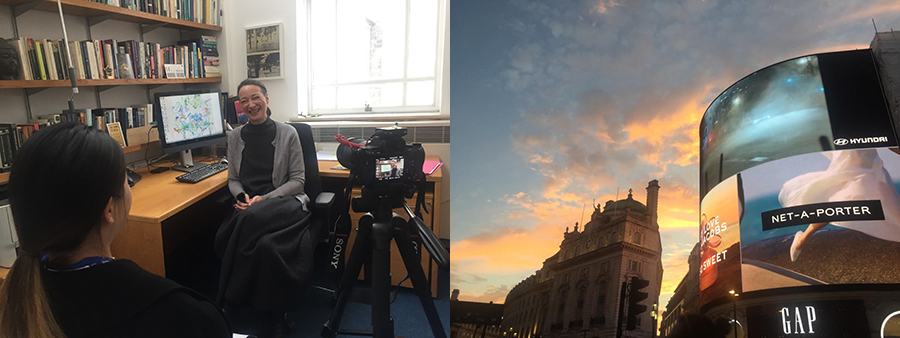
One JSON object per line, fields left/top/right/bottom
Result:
{"left": 33, "top": 40, "right": 47, "bottom": 80}
{"left": 14, "top": 38, "right": 32, "bottom": 80}
{"left": 41, "top": 39, "right": 57, "bottom": 80}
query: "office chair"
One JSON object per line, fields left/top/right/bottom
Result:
{"left": 288, "top": 122, "right": 336, "bottom": 250}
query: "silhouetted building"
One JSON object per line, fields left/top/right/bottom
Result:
{"left": 659, "top": 243, "right": 700, "bottom": 338}
{"left": 502, "top": 180, "right": 665, "bottom": 338}
{"left": 451, "top": 293, "right": 506, "bottom": 338}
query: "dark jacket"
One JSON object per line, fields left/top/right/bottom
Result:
{"left": 41, "top": 259, "right": 230, "bottom": 338}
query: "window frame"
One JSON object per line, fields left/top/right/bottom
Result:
{"left": 305, "top": 0, "right": 447, "bottom": 116}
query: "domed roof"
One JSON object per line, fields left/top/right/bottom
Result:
{"left": 603, "top": 189, "right": 647, "bottom": 214}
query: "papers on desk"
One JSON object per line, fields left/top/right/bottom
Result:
{"left": 316, "top": 150, "right": 338, "bottom": 161}
{"left": 423, "top": 160, "right": 443, "bottom": 176}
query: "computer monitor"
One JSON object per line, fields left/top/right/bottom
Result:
{"left": 154, "top": 89, "right": 226, "bottom": 172}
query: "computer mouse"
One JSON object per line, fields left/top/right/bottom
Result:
{"left": 219, "top": 157, "right": 228, "bottom": 165}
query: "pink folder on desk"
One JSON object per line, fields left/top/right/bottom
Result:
{"left": 423, "top": 160, "right": 443, "bottom": 176}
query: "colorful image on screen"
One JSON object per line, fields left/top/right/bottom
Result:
{"left": 376, "top": 156, "right": 404, "bottom": 180}
{"left": 700, "top": 55, "right": 832, "bottom": 199}
{"left": 738, "top": 147, "right": 900, "bottom": 293}
{"left": 160, "top": 92, "right": 225, "bottom": 144}
{"left": 698, "top": 174, "right": 743, "bottom": 306}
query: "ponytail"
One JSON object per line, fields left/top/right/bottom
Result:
{"left": 0, "top": 254, "right": 66, "bottom": 338}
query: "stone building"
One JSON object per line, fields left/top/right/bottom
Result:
{"left": 658, "top": 243, "right": 700, "bottom": 338}
{"left": 501, "top": 180, "right": 665, "bottom": 338}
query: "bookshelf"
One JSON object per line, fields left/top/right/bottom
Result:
{"left": 0, "top": 77, "right": 222, "bottom": 89}
{"left": 0, "top": 77, "right": 219, "bottom": 89}
{"left": 0, "top": 0, "right": 221, "bottom": 32}
{"left": 0, "top": 0, "right": 223, "bottom": 166}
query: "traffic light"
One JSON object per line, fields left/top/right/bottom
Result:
{"left": 626, "top": 277, "right": 650, "bottom": 330}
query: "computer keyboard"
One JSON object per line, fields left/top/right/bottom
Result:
{"left": 175, "top": 163, "right": 229, "bottom": 183}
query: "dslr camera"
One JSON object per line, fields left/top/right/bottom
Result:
{"left": 337, "top": 126, "right": 426, "bottom": 207}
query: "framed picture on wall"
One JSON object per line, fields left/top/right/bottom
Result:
{"left": 245, "top": 23, "right": 283, "bottom": 80}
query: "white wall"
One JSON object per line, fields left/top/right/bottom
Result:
{"left": 220, "top": 0, "right": 300, "bottom": 121}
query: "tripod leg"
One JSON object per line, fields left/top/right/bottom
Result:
{"left": 372, "top": 218, "right": 395, "bottom": 338}
{"left": 393, "top": 219, "right": 447, "bottom": 338}
{"left": 322, "top": 213, "right": 374, "bottom": 338}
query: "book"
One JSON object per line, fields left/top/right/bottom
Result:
{"left": 106, "top": 122, "right": 127, "bottom": 148}
{"left": 32, "top": 39, "right": 47, "bottom": 80}
{"left": 13, "top": 38, "right": 32, "bottom": 80}
{"left": 423, "top": 160, "right": 443, "bottom": 176}
{"left": 68, "top": 41, "right": 84, "bottom": 80}
{"left": 103, "top": 40, "right": 115, "bottom": 79}
{"left": 116, "top": 47, "right": 134, "bottom": 79}
{"left": 26, "top": 39, "right": 39, "bottom": 80}
{"left": 93, "top": 40, "right": 104, "bottom": 80}
{"left": 41, "top": 39, "right": 57, "bottom": 80}
{"left": 85, "top": 41, "right": 98, "bottom": 80}
{"left": 0, "top": 124, "right": 17, "bottom": 173}
{"left": 52, "top": 41, "right": 67, "bottom": 80}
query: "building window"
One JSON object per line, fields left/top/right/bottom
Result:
{"left": 576, "top": 283, "right": 586, "bottom": 315}
{"left": 630, "top": 260, "right": 641, "bottom": 272}
{"left": 308, "top": 0, "right": 445, "bottom": 115}
{"left": 558, "top": 289, "right": 568, "bottom": 322}
{"left": 600, "top": 261, "right": 609, "bottom": 272}
{"left": 596, "top": 281, "right": 607, "bottom": 317}
{"left": 634, "top": 232, "right": 642, "bottom": 244}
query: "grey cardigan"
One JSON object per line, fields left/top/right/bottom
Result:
{"left": 227, "top": 120, "right": 309, "bottom": 208}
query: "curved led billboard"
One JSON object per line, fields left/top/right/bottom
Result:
{"left": 699, "top": 49, "right": 900, "bottom": 307}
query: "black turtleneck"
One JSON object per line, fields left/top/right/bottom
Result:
{"left": 239, "top": 117, "right": 276, "bottom": 197}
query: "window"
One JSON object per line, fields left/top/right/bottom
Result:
{"left": 558, "top": 289, "right": 568, "bottom": 321}
{"left": 576, "top": 283, "right": 586, "bottom": 314}
{"left": 634, "top": 232, "right": 642, "bottom": 244}
{"left": 630, "top": 260, "right": 642, "bottom": 272}
{"left": 308, "top": 0, "right": 445, "bottom": 115}
{"left": 596, "top": 282, "right": 607, "bottom": 316}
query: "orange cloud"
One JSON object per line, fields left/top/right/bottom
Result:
{"left": 828, "top": 3, "right": 900, "bottom": 27}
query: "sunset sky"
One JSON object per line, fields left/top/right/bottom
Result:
{"left": 449, "top": 0, "right": 900, "bottom": 317}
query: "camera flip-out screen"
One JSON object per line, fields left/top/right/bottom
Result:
{"left": 375, "top": 156, "right": 404, "bottom": 181}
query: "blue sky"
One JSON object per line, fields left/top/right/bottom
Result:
{"left": 450, "top": 0, "right": 900, "bottom": 313}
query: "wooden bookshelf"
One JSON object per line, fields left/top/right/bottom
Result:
{"left": 0, "top": 0, "right": 221, "bottom": 32}
{"left": 0, "top": 77, "right": 221, "bottom": 89}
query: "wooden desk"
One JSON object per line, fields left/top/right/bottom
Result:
{"left": 317, "top": 155, "right": 443, "bottom": 296}
{"left": 110, "top": 162, "right": 227, "bottom": 276}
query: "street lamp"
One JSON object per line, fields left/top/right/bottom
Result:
{"left": 729, "top": 290, "right": 740, "bottom": 338}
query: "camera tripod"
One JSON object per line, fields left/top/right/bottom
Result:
{"left": 322, "top": 190, "right": 449, "bottom": 338}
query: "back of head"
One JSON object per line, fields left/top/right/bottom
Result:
{"left": 0, "top": 122, "right": 125, "bottom": 338}
{"left": 668, "top": 312, "right": 732, "bottom": 338}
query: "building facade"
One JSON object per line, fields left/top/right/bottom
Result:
{"left": 659, "top": 243, "right": 700, "bottom": 338}
{"left": 502, "top": 180, "right": 665, "bottom": 338}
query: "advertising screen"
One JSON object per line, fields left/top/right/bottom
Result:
{"left": 698, "top": 49, "right": 900, "bottom": 307}
{"left": 739, "top": 148, "right": 900, "bottom": 293}
{"left": 700, "top": 50, "right": 897, "bottom": 200}
{"left": 699, "top": 175, "right": 743, "bottom": 306}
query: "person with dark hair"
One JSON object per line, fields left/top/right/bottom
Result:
{"left": 0, "top": 123, "right": 230, "bottom": 338}
{"left": 216, "top": 78, "right": 310, "bottom": 337}
{"left": 668, "top": 312, "right": 733, "bottom": 338}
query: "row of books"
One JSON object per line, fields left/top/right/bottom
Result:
{"left": 0, "top": 104, "right": 158, "bottom": 172}
{"left": 88, "top": 0, "right": 221, "bottom": 26}
{"left": 41, "top": 104, "right": 155, "bottom": 130}
{"left": 9, "top": 36, "right": 221, "bottom": 81}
